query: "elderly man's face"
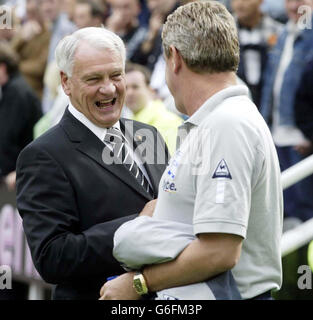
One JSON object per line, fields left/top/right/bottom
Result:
{"left": 61, "top": 41, "right": 125, "bottom": 128}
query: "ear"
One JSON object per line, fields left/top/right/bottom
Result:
{"left": 169, "top": 45, "right": 182, "bottom": 74}
{"left": 60, "top": 71, "right": 71, "bottom": 96}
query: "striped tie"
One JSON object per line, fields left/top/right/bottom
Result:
{"left": 104, "top": 127, "right": 154, "bottom": 197}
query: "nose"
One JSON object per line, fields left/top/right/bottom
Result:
{"left": 99, "top": 81, "right": 116, "bottom": 96}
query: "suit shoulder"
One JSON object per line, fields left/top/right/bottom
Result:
{"left": 19, "top": 124, "right": 66, "bottom": 159}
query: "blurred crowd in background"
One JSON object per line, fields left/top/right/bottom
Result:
{"left": 0, "top": 0, "right": 313, "bottom": 299}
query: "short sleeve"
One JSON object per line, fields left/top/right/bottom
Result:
{"left": 193, "top": 118, "right": 260, "bottom": 239}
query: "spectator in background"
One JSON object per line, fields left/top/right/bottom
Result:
{"left": 131, "top": 0, "right": 179, "bottom": 71}
{"left": 125, "top": 63, "right": 182, "bottom": 154}
{"left": 262, "top": 0, "right": 288, "bottom": 23}
{"left": 137, "top": 0, "right": 150, "bottom": 27}
{"left": 132, "top": 0, "right": 195, "bottom": 109}
{"left": 62, "top": 0, "right": 78, "bottom": 22}
{"left": 40, "top": 0, "right": 76, "bottom": 113}
{"left": 0, "top": 42, "right": 41, "bottom": 191}
{"left": 106, "top": 0, "right": 147, "bottom": 61}
{"left": 231, "top": 0, "right": 283, "bottom": 108}
{"left": 74, "top": 0, "right": 108, "bottom": 29}
{"left": 11, "top": 0, "right": 51, "bottom": 99}
{"left": 261, "top": 0, "right": 313, "bottom": 226}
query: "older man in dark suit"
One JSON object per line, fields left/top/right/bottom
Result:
{"left": 16, "top": 27, "right": 169, "bottom": 300}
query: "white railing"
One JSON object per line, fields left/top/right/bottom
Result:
{"left": 281, "top": 218, "right": 313, "bottom": 257}
{"left": 281, "top": 154, "right": 313, "bottom": 257}
{"left": 281, "top": 154, "right": 313, "bottom": 190}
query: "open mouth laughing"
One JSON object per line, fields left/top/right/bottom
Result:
{"left": 95, "top": 98, "right": 117, "bottom": 109}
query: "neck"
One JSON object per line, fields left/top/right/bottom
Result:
{"left": 181, "top": 72, "right": 237, "bottom": 117}
{"left": 238, "top": 12, "right": 262, "bottom": 29}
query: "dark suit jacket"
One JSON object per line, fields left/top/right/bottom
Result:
{"left": 16, "top": 108, "right": 169, "bottom": 300}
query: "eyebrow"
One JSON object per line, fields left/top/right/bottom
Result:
{"left": 82, "top": 69, "right": 124, "bottom": 79}
{"left": 82, "top": 73, "right": 102, "bottom": 79}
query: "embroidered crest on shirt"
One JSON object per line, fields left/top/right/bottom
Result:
{"left": 212, "top": 159, "right": 232, "bottom": 179}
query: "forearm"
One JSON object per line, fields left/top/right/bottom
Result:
{"left": 143, "top": 233, "right": 242, "bottom": 292}
{"left": 113, "top": 216, "right": 194, "bottom": 270}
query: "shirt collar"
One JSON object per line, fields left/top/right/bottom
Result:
{"left": 68, "top": 103, "right": 120, "bottom": 142}
{"left": 186, "top": 85, "right": 249, "bottom": 127}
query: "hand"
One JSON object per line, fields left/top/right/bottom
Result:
{"left": 4, "top": 171, "right": 16, "bottom": 191}
{"left": 139, "top": 199, "right": 157, "bottom": 217}
{"left": 20, "top": 20, "right": 42, "bottom": 41}
{"left": 294, "top": 141, "right": 313, "bottom": 156}
{"left": 99, "top": 272, "right": 140, "bottom": 300}
{"left": 106, "top": 11, "right": 125, "bottom": 33}
{"left": 148, "top": 12, "right": 163, "bottom": 36}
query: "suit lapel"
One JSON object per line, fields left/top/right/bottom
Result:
{"left": 60, "top": 109, "right": 152, "bottom": 200}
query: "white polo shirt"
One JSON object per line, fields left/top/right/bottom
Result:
{"left": 153, "top": 85, "right": 283, "bottom": 299}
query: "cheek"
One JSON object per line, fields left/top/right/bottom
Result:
{"left": 117, "top": 82, "right": 126, "bottom": 99}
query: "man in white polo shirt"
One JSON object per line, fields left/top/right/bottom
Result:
{"left": 100, "top": 1, "right": 283, "bottom": 300}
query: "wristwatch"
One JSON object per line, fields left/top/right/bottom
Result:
{"left": 133, "top": 272, "right": 149, "bottom": 296}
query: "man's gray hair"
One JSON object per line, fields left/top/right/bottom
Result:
{"left": 162, "top": 1, "right": 239, "bottom": 74}
{"left": 55, "top": 27, "right": 126, "bottom": 77}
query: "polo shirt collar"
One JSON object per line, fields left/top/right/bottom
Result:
{"left": 186, "top": 85, "right": 249, "bottom": 127}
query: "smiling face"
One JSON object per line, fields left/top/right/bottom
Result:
{"left": 125, "top": 70, "right": 150, "bottom": 114}
{"left": 61, "top": 41, "right": 126, "bottom": 128}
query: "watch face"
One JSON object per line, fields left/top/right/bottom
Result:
{"left": 134, "top": 278, "right": 143, "bottom": 292}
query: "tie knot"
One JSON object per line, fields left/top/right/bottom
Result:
{"left": 104, "top": 127, "right": 124, "bottom": 144}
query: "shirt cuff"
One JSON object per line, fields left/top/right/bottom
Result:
{"left": 193, "top": 220, "right": 247, "bottom": 239}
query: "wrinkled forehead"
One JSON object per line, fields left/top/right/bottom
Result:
{"left": 74, "top": 39, "right": 123, "bottom": 61}
{"left": 71, "top": 42, "right": 124, "bottom": 74}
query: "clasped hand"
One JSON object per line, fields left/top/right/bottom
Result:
{"left": 99, "top": 199, "right": 157, "bottom": 300}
